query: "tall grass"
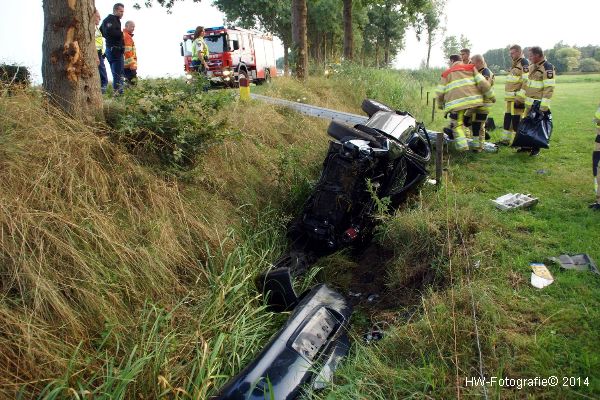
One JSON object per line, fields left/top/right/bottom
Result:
{"left": 0, "top": 86, "right": 326, "bottom": 398}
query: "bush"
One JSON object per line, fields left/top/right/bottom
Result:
{"left": 579, "top": 58, "right": 600, "bottom": 72}
{"left": 108, "top": 78, "right": 236, "bottom": 169}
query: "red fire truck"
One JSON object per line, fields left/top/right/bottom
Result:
{"left": 180, "top": 26, "right": 277, "bottom": 85}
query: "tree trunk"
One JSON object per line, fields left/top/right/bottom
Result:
{"left": 384, "top": 37, "right": 390, "bottom": 66}
{"left": 42, "top": 0, "right": 103, "bottom": 121}
{"left": 292, "top": 0, "right": 308, "bottom": 80}
{"left": 343, "top": 0, "right": 353, "bottom": 60}
{"left": 283, "top": 42, "right": 290, "bottom": 77}
{"left": 426, "top": 32, "right": 432, "bottom": 68}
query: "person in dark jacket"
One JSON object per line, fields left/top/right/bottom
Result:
{"left": 100, "top": 3, "right": 125, "bottom": 95}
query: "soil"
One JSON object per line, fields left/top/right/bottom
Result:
{"left": 344, "top": 243, "right": 440, "bottom": 332}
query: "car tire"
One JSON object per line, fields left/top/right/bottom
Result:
{"left": 361, "top": 99, "right": 394, "bottom": 117}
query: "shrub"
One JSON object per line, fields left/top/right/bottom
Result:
{"left": 108, "top": 78, "right": 237, "bottom": 169}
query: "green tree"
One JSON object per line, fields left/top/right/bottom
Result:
{"left": 442, "top": 35, "right": 459, "bottom": 60}
{"left": 483, "top": 46, "right": 511, "bottom": 73}
{"left": 555, "top": 47, "right": 581, "bottom": 72}
{"left": 414, "top": 0, "right": 446, "bottom": 68}
{"left": 579, "top": 58, "right": 600, "bottom": 72}
{"left": 458, "top": 34, "right": 471, "bottom": 50}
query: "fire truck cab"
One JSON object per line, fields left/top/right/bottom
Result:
{"left": 180, "top": 26, "right": 277, "bottom": 86}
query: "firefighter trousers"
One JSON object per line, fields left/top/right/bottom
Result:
{"left": 501, "top": 100, "right": 525, "bottom": 143}
{"left": 467, "top": 107, "right": 489, "bottom": 151}
{"left": 446, "top": 110, "right": 469, "bottom": 151}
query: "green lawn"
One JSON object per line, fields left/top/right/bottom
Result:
{"left": 309, "top": 73, "right": 600, "bottom": 399}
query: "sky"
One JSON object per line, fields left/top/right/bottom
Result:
{"left": 1, "top": 0, "right": 599, "bottom": 83}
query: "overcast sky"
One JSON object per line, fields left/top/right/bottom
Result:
{"left": 1, "top": 0, "right": 599, "bottom": 83}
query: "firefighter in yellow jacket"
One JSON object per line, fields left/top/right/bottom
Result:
{"left": 591, "top": 102, "right": 600, "bottom": 210}
{"left": 516, "top": 46, "right": 556, "bottom": 156}
{"left": 500, "top": 45, "right": 529, "bottom": 145}
{"left": 436, "top": 54, "right": 495, "bottom": 152}
{"left": 123, "top": 20, "right": 137, "bottom": 85}
{"left": 466, "top": 54, "right": 495, "bottom": 151}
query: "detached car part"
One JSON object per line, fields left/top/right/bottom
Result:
{"left": 212, "top": 284, "right": 352, "bottom": 400}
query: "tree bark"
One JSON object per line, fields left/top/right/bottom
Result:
{"left": 426, "top": 32, "right": 432, "bottom": 68}
{"left": 343, "top": 0, "right": 353, "bottom": 60}
{"left": 283, "top": 42, "right": 290, "bottom": 77}
{"left": 291, "top": 0, "right": 308, "bottom": 80}
{"left": 42, "top": 0, "right": 103, "bottom": 121}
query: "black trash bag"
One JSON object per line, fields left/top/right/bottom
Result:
{"left": 512, "top": 101, "right": 553, "bottom": 149}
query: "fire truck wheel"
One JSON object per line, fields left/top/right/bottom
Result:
{"left": 361, "top": 99, "right": 394, "bottom": 117}
{"left": 257, "top": 69, "right": 271, "bottom": 86}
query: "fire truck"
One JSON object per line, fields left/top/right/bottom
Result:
{"left": 180, "top": 26, "right": 277, "bottom": 85}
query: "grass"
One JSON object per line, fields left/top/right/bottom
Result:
{"left": 1, "top": 69, "right": 599, "bottom": 399}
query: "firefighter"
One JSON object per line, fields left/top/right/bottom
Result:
{"left": 516, "top": 46, "right": 556, "bottom": 156}
{"left": 466, "top": 54, "right": 495, "bottom": 151}
{"left": 100, "top": 3, "right": 125, "bottom": 95}
{"left": 94, "top": 8, "right": 108, "bottom": 94}
{"left": 460, "top": 48, "right": 472, "bottom": 64}
{"left": 500, "top": 44, "right": 529, "bottom": 146}
{"left": 191, "top": 26, "right": 209, "bottom": 73}
{"left": 591, "top": 102, "right": 600, "bottom": 210}
{"left": 123, "top": 20, "right": 137, "bottom": 86}
{"left": 436, "top": 54, "right": 495, "bottom": 152}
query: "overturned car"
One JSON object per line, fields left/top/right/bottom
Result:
{"left": 213, "top": 99, "right": 432, "bottom": 399}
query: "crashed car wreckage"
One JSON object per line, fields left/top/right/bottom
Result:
{"left": 212, "top": 99, "right": 432, "bottom": 399}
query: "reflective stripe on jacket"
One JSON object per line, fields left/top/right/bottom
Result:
{"left": 517, "top": 59, "right": 555, "bottom": 111}
{"left": 595, "top": 102, "right": 600, "bottom": 128}
{"left": 436, "top": 62, "right": 494, "bottom": 112}
{"left": 123, "top": 30, "right": 137, "bottom": 70}
{"left": 191, "top": 38, "right": 209, "bottom": 61}
{"left": 95, "top": 26, "right": 104, "bottom": 53}
{"left": 505, "top": 57, "right": 529, "bottom": 100}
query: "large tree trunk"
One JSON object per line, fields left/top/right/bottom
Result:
{"left": 42, "top": 0, "right": 103, "bottom": 121}
{"left": 343, "top": 0, "right": 353, "bottom": 60}
{"left": 291, "top": 0, "right": 308, "bottom": 80}
{"left": 283, "top": 42, "right": 290, "bottom": 77}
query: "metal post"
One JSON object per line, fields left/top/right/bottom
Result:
{"left": 436, "top": 125, "right": 443, "bottom": 187}
{"left": 420, "top": 85, "right": 423, "bottom": 100}
{"left": 431, "top": 98, "right": 436, "bottom": 122}
{"left": 426, "top": 91, "right": 429, "bottom": 105}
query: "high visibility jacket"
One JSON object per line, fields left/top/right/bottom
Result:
{"left": 518, "top": 59, "right": 555, "bottom": 111}
{"left": 505, "top": 57, "right": 529, "bottom": 101}
{"left": 479, "top": 67, "right": 495, "bottom": 111}
{"left": 95, "top": 26, "right": 104, "bottom": 53}
{"left": 123, "top": 30, "right": 137, "bottom": 70}
{"left": 191, "top": 37, "right": 209, "bottom": 61}
{"left": 595, "top": 102, "right": 600, "bottom": 130}
{"left": 436, "top": 62, "right": 495, "bottom": 113}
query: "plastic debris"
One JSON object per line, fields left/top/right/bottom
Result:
{"left": 348, "top": 291, "right": 362, "bottom": 298}
{"left": 367, "top": 294, "right": 380, "bottom": 302}
{"left": 536, "top": 169, "right": 548, "bottom": 174}
{"left": 363, "top": 328, "right": 384, "bottom": 344}
{"left": 548, "top": 254, "right": 599, "bottom": 275}
{"left": 491, "top": 193, "right": 539, "bottom": 211}
{"left": 530, "top": 263, "right": 554, "bottom": 289}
